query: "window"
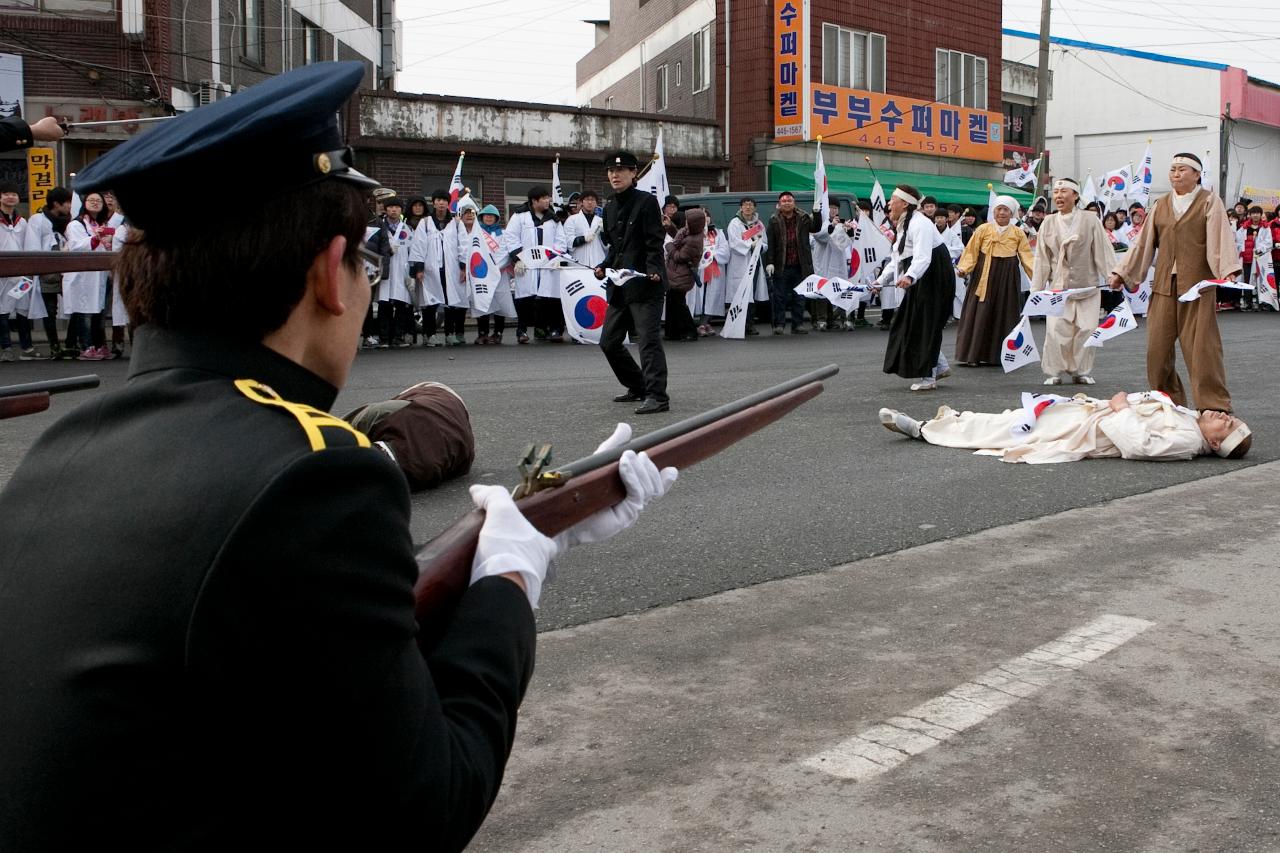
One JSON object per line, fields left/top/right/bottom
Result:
{"left": 503, "top": 178, "right": 581, "bottom": 221}
{"left": 936, "top": 49, "right": 988, "bottom": 110}
{"left": 692, "top": 24, "right": 712, "bottom": 94}
{"left": 1, "top": 0, "right": 113, "bottom": 13}
{"left": 656, "top": 64, "right": 669, "bottom": 111}
{"left": 821, "top": 24, "right": 885, "bottom": 92}
{"left": 1003, "top": 102, "right": 1033, "bottom": 148}
{"left": 241, "top": 0, "right": 264, "bottom": 65}
{"left": 675, "top": 61, "right": 682, "bottom": 88}
{"left": 303, "top": 19, "right": 322, "bottom": 65}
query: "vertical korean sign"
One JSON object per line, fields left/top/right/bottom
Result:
{"left": 27, "top": 147, "right": 55, "bottom": 215}
{"left": 773, "top": 0, "right": 810, "bottom": 141}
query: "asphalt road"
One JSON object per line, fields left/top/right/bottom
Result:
{"left": 3, "top": 312, "right": 1273, "bottom": 630}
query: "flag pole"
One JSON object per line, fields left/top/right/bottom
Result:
{"left": 863, "top": 155, "right": 882, "bottom": 186}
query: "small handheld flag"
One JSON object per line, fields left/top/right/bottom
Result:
{"left": 1000, "top": 317, "right": 1040, "bottom": 372}
{"left": 1084, "top": 299, "right": 1137, "bottom": 348}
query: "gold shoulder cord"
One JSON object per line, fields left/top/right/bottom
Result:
{"left": 234, "top": 379, "right": 371, "bottom": 451}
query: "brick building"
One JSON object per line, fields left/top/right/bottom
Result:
{"left": 578, "top": 0, "right": 1016, "bottom": 203}
{"left": 1, "top": 0, "right": 398, "bottom": 200}
{"left": 347, "top": 90, "right": 724, "bottom": 220}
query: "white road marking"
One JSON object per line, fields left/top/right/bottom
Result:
{"left": 803, "top": 613, "right": 1155, "bottom": 782}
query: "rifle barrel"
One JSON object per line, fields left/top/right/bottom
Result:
{"left": 0, "top": 252, "right": 116, "bottom": 277}
{"left": 554, "top": 363, "right": 839, "bottom": 478}
{"left": 0, "top": 375, "right": 100, "bottom": 399}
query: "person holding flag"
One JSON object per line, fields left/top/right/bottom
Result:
{"left": 504, "top": 185, "right": 563, "bottom": 344}
{"left": 410, "top": 189, "right": 465, "bottom": 346}
{"left": 726, "top": 198, "right": 768, "bottom": 335}
{"left": 694, "top": 209, "right": 729, "bottom": 335}
{"left": 878, "top": 390, "right": 1251, "bottom": 463}
{"left": 954, "top": 195, "right": 1033, "bottom": 366}
{"left": 810, "top": 198, "right": 853, "bottom": 331}
{"left": 594, "top": 150, "right": 670, "bottom": 414}
{"left": 1237, "top": 205, "right": 1272, "bottom": 311}
{"left": 366, "top": 196, "right": 414, "bottom": 348}
{"left": 1031, "top": 178, "right": 1116, "bottom": 386}
{"left": 1108, "top": 152, "right": 1242, "bottom": 413}
{"left": 458, "top": 203, "right": 517, "bottom": 344}
{"left": 878, "top": 184, "right": 956, "bottom": 391}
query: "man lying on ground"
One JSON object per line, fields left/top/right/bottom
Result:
{"left": 879, "top": 390, "right": 1251, "bottom": 464}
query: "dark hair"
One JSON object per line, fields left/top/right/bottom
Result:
{"left": 664, "top": 195, "right": 680, "bottom": 208}
{"left": 527, "top": 185, "right": 551, "bottom": 202}
{"left": 1228, "top": 433, "right": 1252, "bottom": 459}
{"left": 950, "top": 204, "right": 965, "bottom": 214}
{"left": 738, "top": 197, "right": 756, "bottom": 206}
{"left": 921, "top": 195, "right": 937, "bottom": 207}
{"left": 893, "top": 184, "right": 920, "bottom": 253}
{"left": 1128, "top": 203, "right": 1145, "bottom": 212}
{"left": 118, "top": 180, "right": 367, "bottom": 343}
{"left": 430, "top": 189, "right": 450, "bottom": 203}
{"left": 0, "top": 182, "right": 20, "bottom": 196}
{"left": 79, "top": 192, "right": 111, "bottom": 226}
{"left": 1249, "top": 205, "right": 1263, "bottom": 215}
{"left": 776, "top": 191, "right": 795, "bottom": 201}
{"left": 1085, "top": 201, "right": 1100, "bottom": 211}
{"left": 1103, "top": 212, "right": 1119, "bottom": 229}
{"left": 1173, "top": 152, "right": 1204, "bottom": 182}
{"left": 579, "top": 190, "right": 599, "bottom": 202}
{"left": 857, "top": 199, "right": 872, "bottom": 212}
{"left": 44, "top": 187, "right": 72, "bottom": 207}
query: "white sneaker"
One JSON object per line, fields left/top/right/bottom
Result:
{"left": 909, "top": 378, "right": 938, "bottom": 392}
{"left": 1043, "top": 375, "right": 1063, "bottom": 385}
{"left": 1072, "top": 374, "right": 1096, "bottom": 385}
{"left": 879, "top": 407, "right": 923, "bottom": 439}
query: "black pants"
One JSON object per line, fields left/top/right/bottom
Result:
{"left": 535, "top": 296, "right": 564, "bottom": 335}
{"left": 379, "top": 300, "right": 407, "bottom": 341}
{"left": 476, "top": 315, "right": 506, "bottom": 337}
{"left": 771, "top": 265, "right": 808, "bottom": 329}
{"left": 663, "top": 289, "right": 698, "bottom": 340}
{"left": 40, "top": 293, "right": 58, "bottom": 345}
{"left": 442, "top": 306, "right": 467, "bottom": 336}
{"left": 67, "top": 312, "right": 104, "bottom": 351}
{"left": 514, "top": 296, "right": 536, "bottom": 332}
{"left": 600, "top": 297, "right": 668, "bottom": 402}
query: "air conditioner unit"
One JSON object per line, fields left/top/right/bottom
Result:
{"left": 197, "top": 80, "right": 232, "bottom": 106}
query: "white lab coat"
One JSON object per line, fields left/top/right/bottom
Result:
{"left": 691, "top": 227, "right": 731, "bottom": 318}
{"left": 108, "top": 223, "right": 130, "bottom": 326}
{"left": 503, "top": 210, "right": 563, "bottom": 299}
{"left": 563, "top": 210, "right": 606, "bottom": 268}
{"left": 411, "top": 215, "right": 466, "bottom": 308}
{"left": 810, "top": 220, "right": 853, "bottom": 279}
{"left": 62, "top": 216, "right": 111, "bottom": 315}
{"left": 726, "top": 215, "right": 769, "bottom": 303}
{"left": 376, "top": 216, "right": 415, "bottom": 305}
{"left": 0, "top": 213, "right": 43, "bottom": 320}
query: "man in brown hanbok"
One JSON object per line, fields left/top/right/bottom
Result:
{"left": 955, "top": 195, "right": 1033, "bottom": 365}
{"left": 1108, "top": 153, "right": 1241, "bottom": 413}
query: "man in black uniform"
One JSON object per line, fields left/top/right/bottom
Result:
{"left": 0, "top": 63, "right": 675, "bottom": 851}
{"left": 595, "top": 150, "right": 670, "bottom": 414}
{"left": 0, "top": 114, "right": 63, "bottom": 152}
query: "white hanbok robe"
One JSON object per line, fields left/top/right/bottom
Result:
{"left": 691, "top": 227, "right": 731, "bottom": 318}
{"left": 0, "top": 213, "right": 44, "bottom": 321}
{"left": 726, "top": 216, "right": 769, "bottom": 303}
{"left": 1031, "top": 209, "right": 1116, "bottom": 377}
{"left": 376, "top": 217, "right": 415, "bottom": 305}
{"left": 62, "top": 217, "right": 111, "bottom": 315}
{"left": 563, "top": 210, "right": 606, "bottom": 268}
{"left": 503, "top": 210, "right": 563, "bottom": 299}
{"left": 457, "top": 222, "right": 517, "bottom": 318}
{"left": 921, "top": 392, "right": 1208, "bottom": 464}
{"left": 108, "top": 223, "right": 130, "bottom": 327}
{"left": 411, "top": 215, "right": 466, "bottom": 308}
{"left": 811, "top": 221, "right": 853, "bottom": 279}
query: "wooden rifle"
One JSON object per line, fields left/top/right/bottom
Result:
{"left": 413, "top": 364, "right": 838, "bottom": 648}
{"left": 0, "top": 375, "right": 101, "bottom": 420}
{"left": 0, "top": 251, "right": 114, "bottom": 277}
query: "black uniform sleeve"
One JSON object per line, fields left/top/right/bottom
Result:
{"left": 0, "top": 117, "right": 33, "bottom": 152}
{"left": 191, "top": 447, "right": 535, "bottom": 850}
{"left": 600, "top": 202, "right": 619, "bottom": 269}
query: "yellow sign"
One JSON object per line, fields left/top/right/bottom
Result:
{"left": 26, "top": 147, "right": 56, "bottom": 214}
{"left": 772, "top": 0, "right": 809, "bottom": 140}
{"left": 807, "top": 84, "right": 1004, "bottom": 163}
{"left": 1243, "top": 186, "right": 1280, "bottom": 211}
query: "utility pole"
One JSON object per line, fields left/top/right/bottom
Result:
{"left": 1219, "top": 102, "right": 1231, "bottom": 202}
{"left": 1031, "top": 0, "right": 1052, "bottom": 192}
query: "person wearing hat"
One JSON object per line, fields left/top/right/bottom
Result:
{"left": 954, "top": 195, "right": 1033, "bottom": 366}
{"left": 0, "top": 62, "right": 678, "bottom": 850}
{"left": 878, "top": 389, "right": 1251, "bottom": 463}
{"left": 1108, "top": 152, "right": 1243, "bottom": 413}
{"left": 367, "top": 195, "right": 415, "bottom": 347}
{"left": 465, "top": 203, "right": 518, "bottom": 344}
{"left": 503, "top": 184, "right": 565, "bottom": 343}
{"left": 594, "top": 149, "right": 670, "bottom": 414}
{"left": 1031, "top": 177, "right": 1116, "bottom": 386}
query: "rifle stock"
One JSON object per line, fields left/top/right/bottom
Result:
{"left": 413, "top": 370, "right": 834, "bottom": 649}
{"left": 0, "top": 375, "right": 102, "bottom": 420}
{"left": 0, "top": 252, "right": 115, "bottom": 278}
{"left": 0, "top": 393, "right": 50, "bottom": 419}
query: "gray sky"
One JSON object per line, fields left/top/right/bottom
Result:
{"left": 395, "top": 0, "right": 1280, "bottom": 103}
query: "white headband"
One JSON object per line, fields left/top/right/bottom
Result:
{"left": 1214, "top": 421, "right": 1251, "bottom": 458}
{"left": 892, "top": 188, "right": 920, "bottom": 206}
{"left": 1171, "top": 156, "right": 1203, "bottom": 172}
{"left": 994, "top": 195, "right": 1020, "bottom": 215}
{"left": 1053, "top": 179, "right": 1081, "bottom": 195}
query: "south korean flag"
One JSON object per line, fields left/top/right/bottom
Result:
{"left": 1022, "top": 290, "right": 1068, "bottom": 317}
{"left": 1000, "top": 316, "right": 1040, "bottom": 373}
{"left": 1010, "top": 392, "right": 1072, "bottom": 437}
{"left": 1125, "top": 273, "right": 1153, "bottom": 316}
{"left": 1084, "top": 298, "right": 1137, "bottom": 348}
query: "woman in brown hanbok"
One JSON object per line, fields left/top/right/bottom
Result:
{"left": 954, "top": 195, "right": 1033, "bottom": 365}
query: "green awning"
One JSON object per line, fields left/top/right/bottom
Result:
{"left": 769, "top": 161, "right": 1034, "bottom": 208}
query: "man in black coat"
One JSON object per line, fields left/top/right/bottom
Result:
{"left": 0, "top": 63, "right": 675, "bottom": 852}
{"left": 764, "top": 191, "right": 821, "bottom": 334}
{"left": 594, "top": 150, "right": 670, "bottom": 414}
{"left": 0, "top": 114, "right": 63, "bottom": 152}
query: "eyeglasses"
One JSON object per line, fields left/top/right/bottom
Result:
{"left": 357, "top": 244, "right": 383, "bottom": 287}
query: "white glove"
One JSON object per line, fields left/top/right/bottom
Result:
{"left": 766, "top": 264, "right": 775, "bottom": 277}
{"left": 515, "top": 260, "right": 528, "bottom": 275}
{"left": 469, "top": 484, "right": 559, "bottom": 608}
{"left": 554, "top": 423, "right": 677, "bottom": 551}
{"left": 813, "top": 204, "right": 823, "bottom": 213}
{"left": 584, "top": 232, "right": 597, "bottom": 243}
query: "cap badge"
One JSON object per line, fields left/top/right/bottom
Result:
{"left": 315, "top": 152, "right": 332, "bottom": 175}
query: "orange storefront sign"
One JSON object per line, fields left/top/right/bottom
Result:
{"left": 773, "top": 0, "right": 809, "bottom": 140}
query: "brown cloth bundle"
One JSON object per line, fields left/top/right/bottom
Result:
{"left": 344, "top": 381, "right": 475, "bottom": 491}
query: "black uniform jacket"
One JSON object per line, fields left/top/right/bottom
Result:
{"left": 0, "top": 326, "right": 536, "bottom": 852}
{"left": 600, "top": 185, "right": 666, "bottom": 305}
{"left": 0, "top": 116, "right": 35, "bottom": 152}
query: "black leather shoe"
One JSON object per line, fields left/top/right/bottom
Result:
{"left": 613, "top": 391, "right": 644, "bottom": 403}
{"left": 634, "top": 398, "right": 669, "bottom": 415}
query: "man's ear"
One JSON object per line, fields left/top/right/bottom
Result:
{"left": 1208, "top": 437, "right": 1222, "bottom": 451}
{"left": 311, "top": 235, "right": 349, "bottom": 316}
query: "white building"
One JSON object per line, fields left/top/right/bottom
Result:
{"left": 1003, "top": 29, "right": 1280, "bottom": 207}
